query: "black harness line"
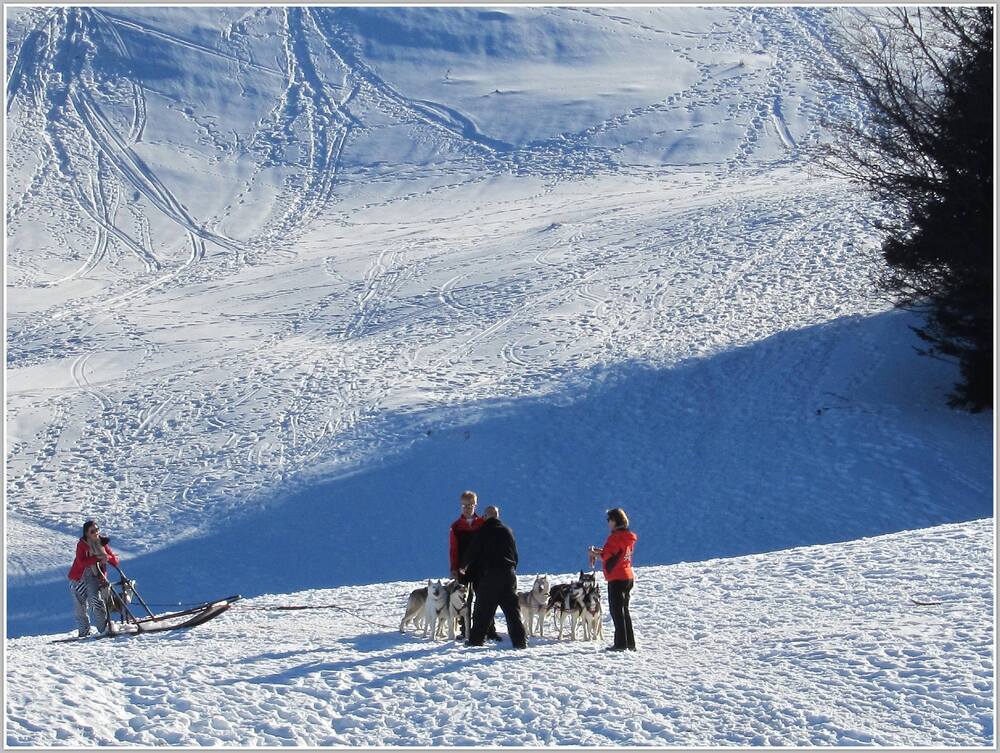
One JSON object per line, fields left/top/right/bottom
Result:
{"left": 232, "top": 602, "right": 399, "bottom": 631}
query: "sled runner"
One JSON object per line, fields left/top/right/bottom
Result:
{"left": 52, "top": 565, "right": 241, "bottom": 643}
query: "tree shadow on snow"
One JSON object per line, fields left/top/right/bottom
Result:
{"left": 8, "top": 309, "right": 992, "bottom": 637}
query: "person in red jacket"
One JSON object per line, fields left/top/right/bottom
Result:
{"left": 589, "top": 507, "right": 638, "bottom": 651}
{"left": 68, "top": 519, "right": 120, "bottom": 636}
{"left": 449, "top": 491, "right": 500, "bottom": 641}
{"left": 449, "top": 491, "right": 483, "bottom": 580}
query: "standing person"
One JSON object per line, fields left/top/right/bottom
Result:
{"left": 589, "top": 507, "right": 638, "bottom": 652}
{"left": 449, "top": 491, "right": 500, "bottom": 641}
{"left": 67, "top": 520, "right": 120, "bottom": 637}
{"left": 460, "top": 506, "right": 528, "bottom": 649}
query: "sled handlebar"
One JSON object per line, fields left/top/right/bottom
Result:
{"left": 109, "top": 563, "right": 157, "bottom": 619}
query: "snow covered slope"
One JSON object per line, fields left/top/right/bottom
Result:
{"left": 4, "top": 5, "right": 993, "bottom": 639}
{"left": 5, "top": 519, "right": 994, "bottom": 747}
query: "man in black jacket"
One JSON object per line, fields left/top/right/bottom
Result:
{"left": 459, "top": 506, "right": 528, "bottom": 649}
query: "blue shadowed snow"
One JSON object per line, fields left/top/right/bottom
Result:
{"left": 7, "top": 310, "right": 990, "bottom": 637}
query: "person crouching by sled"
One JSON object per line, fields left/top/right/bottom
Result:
{"left": 449, "top": 490, "right": 500, "bottom": 641}
{"left": 589, "top": 507, "right": 638, "bottom": 652}
{"left": 68, "top": 519, "right": 120, "bottom": 637}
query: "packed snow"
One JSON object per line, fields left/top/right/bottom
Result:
{"left": 5, "top": 520, "right": 994, "bottom": 747}
{"left": 4, "top": 4, "right": 994, "bottom": 746}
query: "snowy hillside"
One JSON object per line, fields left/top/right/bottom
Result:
{"left": 4, "top": 2, "right": 992, "bottom": 644}
{"left": 5, "top": 520, "right": 994, "bottom": 747}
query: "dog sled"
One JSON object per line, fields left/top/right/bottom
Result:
{"left": 53, "top": 564, "right": 241, "bottom": 643}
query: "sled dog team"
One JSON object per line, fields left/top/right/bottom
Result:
{"left": 400, "top": 491, "right": 638, "bottom": 652}
{"left": 400, "top": 570, "right": 605, "bottom": 643}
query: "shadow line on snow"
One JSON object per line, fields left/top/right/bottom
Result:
{"left": 7, "top": 309, "right": 992, "bottom": 637}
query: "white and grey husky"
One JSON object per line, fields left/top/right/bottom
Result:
{"left": 580, "top": 581, "right": 603, "bottom": 641}
{"left": 400, "top": 579, "right": 468, "bottom": 639}
{"left": 423, "top": 579, "right": 450, "bottom": 639}
{"left": 441, "top": 580, "right": 469, "bottom": 641}
{"left": 518, "top": 574, "right": 550, "bottom": 637}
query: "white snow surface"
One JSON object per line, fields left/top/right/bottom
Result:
{"left": 5, "top": 519, "right": 994, "bottom": 747}
{"left": 3, "top": 8, "right": 994, "bottom": 739}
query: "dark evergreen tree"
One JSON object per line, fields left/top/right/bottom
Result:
{"left": 816, "top": 8, "right": 993, "bottom": 410}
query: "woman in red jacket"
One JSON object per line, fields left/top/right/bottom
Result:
{"left": 67, "top": 520, "right": 120, "bottom": 636}
{"left": 589, "top": 507, "right": 638, "bottom": 651}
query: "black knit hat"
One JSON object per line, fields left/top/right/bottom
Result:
{"left": 82, "top": 519, "right": 97, "bottom": 539}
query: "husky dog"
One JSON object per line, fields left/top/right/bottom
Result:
{"left": 400, "top": 585, "right": 428, "bottom": 632}
{"left": 423, "top": 579, "right": 451, "bottom": 640}
{"left": 574, "top": 572, "right": 599, "bottom": 640}
{"left": 436, "top": 580, "right": 469, "bottom": 640}
{"left": 106, "top": 577, "right": 136, "bottom": 621}
{"left": 518, "top": 575, "right": 550, "bottom": 637}
{"left": 549, "top": 571, "right": 597, "bottom": 640}
{"left": 547, "top": 583, "right": 584, "bottom": 639}
{"left": 578, "top": 571, "right": 597, "bottom": 589}
{"left": 580, "top": 581, "right": 603, "bottom": 641}
{"left": 401, "top": 579, "right": 467, "bottom": 638}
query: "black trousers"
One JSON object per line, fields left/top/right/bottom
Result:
{"left": 607, "top": 579, "right": 636, "bottom": 650}
{"left": 468, "top": 568, "right": 527, "bottom": 648}
{"left": 456, "top": 572, "right": 496, "bottom": 638}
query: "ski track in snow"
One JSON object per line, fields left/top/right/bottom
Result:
{"left": 5, "top": 521, "right": 994, "bottom": 747}
{"left": 6, "top": 5, "right": 898, "bottom": 541}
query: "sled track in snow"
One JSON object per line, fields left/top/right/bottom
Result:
{"left": 70, "top": 354, "right": 113, "bottom": 412}
{"left": 7, "top": 6, "right": 977, "bottom": 571}
{"left": 69, "top": 88, "right": 238, "bottom": 257}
